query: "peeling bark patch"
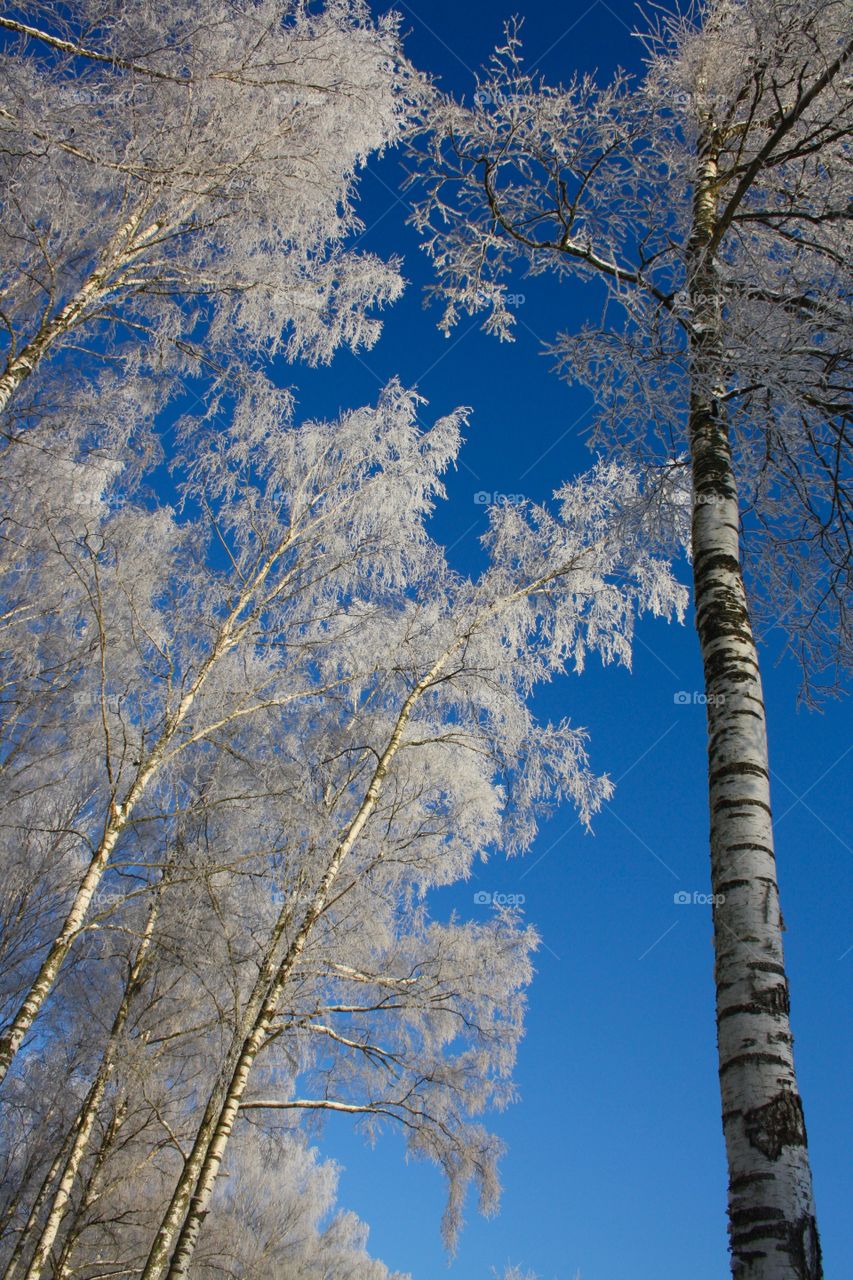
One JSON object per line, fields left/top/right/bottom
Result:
{"left": 759, "top": 983, "right": 790, "bottom": 1016}
{"left": 743, "top": 1091, "right": 806, "bottom": 1161}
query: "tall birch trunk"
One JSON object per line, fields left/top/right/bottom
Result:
{"left": 141, "top": 652, "right": 454, "bottom": 1280}
{"left": 0, "top": 274, "right": 110, "bottom": 418}
{"left": 0, "top": 207, "right": 161, "bottom": 419}
{"left": 1, "top": 1142, "right": 73, "bottom": 1280}
{"left": 136, "top": 890, "right": 304, "bottom": 1280}
{"left": 688, "top": 133, "right": 821, "bottom": 1280}
{"left": 52, "top": 1096, "right": 129, "bottom": 1280}
{"left": 15, "top": 896, "right": 159, "bottom": 1280}
{"left": 0, "top": 545, "right": 279, "bottom": 1085}
{"left": 0, "top": 759, "right": 160, "bottom": 1083}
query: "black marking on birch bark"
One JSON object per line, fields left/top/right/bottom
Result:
{"left": 691, "top": 454, "right": 736, "bottom": 494}
{"left": 711, "top": 708, "right": 765, "bottom": 729}
{"left": 697, "top": 580, "right": 748, "bottom": 602}
{"left": 693, "top": 548, "right": 742, "bottom": 573}
{"left": 704, "top": 664, "right": 756, "bottom": 684}
{"left": 721, "top": 845, "right": 775, "bottom": 859}
{"left": 719, "top": 1051, "right": 791, "bottom": 1076}
{"left": 730, "top": 1170, "right": 775, "bottom": 1190}
{"left": 732, "top": 1206, "right": 786, "bottom": 1227}
{"left": 746, "top": 962, "right": 787, "bottom": 978}
{"left": 695, "top": 596, "right": 752, "bottom": 633}
{"left": 716, "top": 878, "right": 753, "bottom": 892}
{"left": 733, "top": 1219, "right": 790, "bottom": 1246}
{"left": 713, "top": 761, "right": 770, "bottom": 782}
{"left": 702, "top": 664, "right": 757, "bottom": 695}
{"left": 694, "top": 592, "right": 748, "bottom": 623}
{"left": 735, "top": 1251, "right": 769, "bottom": 1269}
{"left": 703, "top": 652, "right": 758, "bottom": 684}
{"left": 718, "top": 984, "right": 790, "bottom": 1020}
{"left": 713, "top": 797, "right": 773, "bottom": 817}
{"left": 695, "top": 578, "right": 749, "bottom": 603}
{"left": 710, "top": 709, "right": 765, "bottom": 731}
{"left": 743, "top": 1091, "right": 806, "bottom": 1161}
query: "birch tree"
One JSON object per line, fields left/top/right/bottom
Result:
{"left": 0, "top": 0, "right": 419, "bottom": 423}
{"left": 0, "top": 368, "right": 685, "bottom": 1274}
{"left": 0, "top": 379, "right": 461, "bottom": 1081}
{"left": 412, "top": 3, "right": 852, "bottom": 1275}
{"left": 135, "top": 457, "right": 684, "bottom": 1280}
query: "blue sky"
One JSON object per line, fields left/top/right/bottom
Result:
{"left": 281, "top": 2, "right": 852, "bottom": 1277}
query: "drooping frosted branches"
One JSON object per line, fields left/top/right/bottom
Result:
{"left": 0, "top": 374, "right": 683, "bottom": 1273}
{"left": 411, "top": 0, "right": 853, "bottom": 693}
{"left": 0, "top": 0, "right": 422, "bottom": 419}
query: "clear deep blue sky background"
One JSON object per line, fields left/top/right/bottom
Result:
{"left": 282, "top": 3, "right": 851, "bottom": 1277}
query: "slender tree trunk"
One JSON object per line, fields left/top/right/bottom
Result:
{"left": 141, "top": 652, "right": 454, "bottom": 1280}
{"left": 0, "top": 275, "right": 108, "bottom": 418}
{"left": 18, "top": 897, "right": 159, "bottom": 1280}
{"left": 0, "top": 207, "right": 160, "bottom": 419}
{"left": 688, "top": 133, "right": 821, "bottom": 1280}
{"left": 137, "top": 891, "right": 302, "bottom": 1280}
{"left": 1, "top": 1143, "right": 73, "bottom": 1280}
{"left": 161, "top": 940, "right": 305, "bottom": 1280}
{"left": 0, "top": 757, "right": 160, "bottom": 1083}
{"left": 52, "top": 1096, "right": 129, "bottom": 1280}
{"left": 0, "top": 207, "right": 149, "bottom": 412}
{"left": 0, "top": 579, "right": 258, "bottom": 1084}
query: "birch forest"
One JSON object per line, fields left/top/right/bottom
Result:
{"left": 1, "top": 3, "right": 850, "bottom": 1280}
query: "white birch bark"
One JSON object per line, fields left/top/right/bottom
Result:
{"left": 689, "top": 136, "right": 821, "bottom": 1280}
{"left": 51, "top": 1097, "right": 129, "bottom": 1280}
{"left": 0, "top": 208, "right": 159, "bottom": 419}
{"left": 18, "top": 896, "right": 159, "bottom": 1280}
{"left": 140, "top": 648, "right": 456, "bottom": 1280}
{"left": 0, "top": 530, "right": 292, "bottom": 1084}
{"left": 1, "top": 1145, "right": 71, "bottom": 1280}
